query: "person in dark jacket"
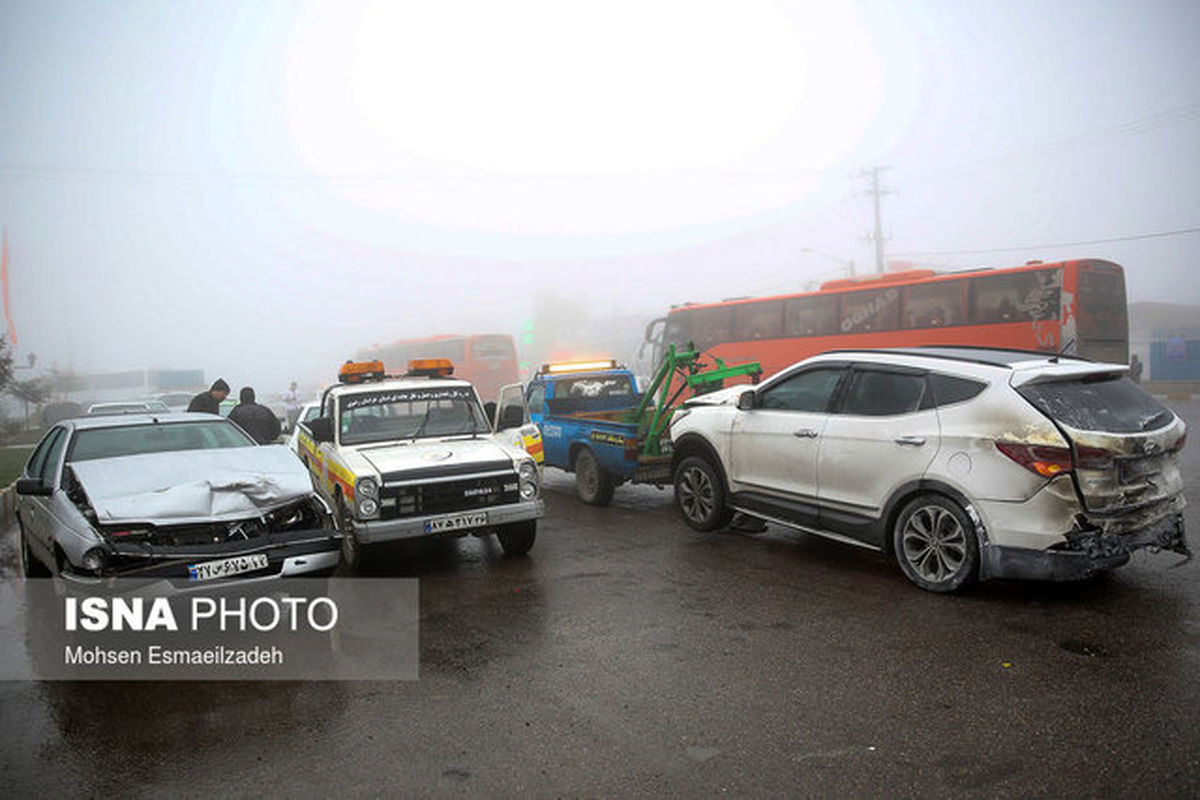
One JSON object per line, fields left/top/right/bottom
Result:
{"left": 187, "top": 379, "right": 230, "bottom": 414}
{"left": 227, "top": 386, "right": 282, "bottom": 444}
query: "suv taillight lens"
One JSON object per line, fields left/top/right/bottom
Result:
{"left": 995, "top": 441, "right": 1115, "bottom": 476}
{"left": 1171, "top": 432, "right": 1187, "bottom": 452}
{"left": 995, "top": 442, "right": 1073, "bottom": 477}
{"left": 1073, "top": 444, "right": 1114, "bottom": 470}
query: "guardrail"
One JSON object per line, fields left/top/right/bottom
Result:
{"left": 0, "top": 481, "right": 16, "bottom": 530}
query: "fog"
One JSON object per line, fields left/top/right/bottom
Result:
{"left": 1, "top": 0, "right": 1197, "bottom": 395}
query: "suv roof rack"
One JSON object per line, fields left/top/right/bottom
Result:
{"left": 819, "top": 346, "right": 1094, "bottom": 370}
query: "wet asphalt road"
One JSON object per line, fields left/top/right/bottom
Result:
{"left": 2, "top": 400, "right": 1199, "bottom": 798}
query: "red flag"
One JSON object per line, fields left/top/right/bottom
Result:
{"left": 2, "top": 230, "right": 15, "bottom": 348}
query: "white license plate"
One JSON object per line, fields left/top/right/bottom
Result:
{"left": 425, "top": 512, "right": 488, "bottom": 534}
{"left": 187, "top": 553, "right": 270, "bottom": 581}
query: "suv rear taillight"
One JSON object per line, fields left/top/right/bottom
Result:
{"left": 1171, "top": 432, "right": 1187, "bottom": 452}
{"left": 994, "top": 441, "right": 1114, "bottom": 477}
{"left": 995, "top": 442, "right": 1073, "bottom": 477}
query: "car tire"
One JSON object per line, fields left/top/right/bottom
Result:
{"left": 497, "top": 520, "right": 537, "bottom": 556}
{"left": 892, "top": 494, "right": 979, "bottom": 593}
{"left": 19, "top": 522, "right": 51, "bottom": 578}
{"left": 674, "top": 456, "right": 733, "bottom": 532}
{"left": 335, "top": 495, "right": 365, "bottom": 573}
{"left": 575, "top": 448, "right": 615, "bottom": 506}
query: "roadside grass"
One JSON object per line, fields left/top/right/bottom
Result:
{"left": 0, "top": 446, "right": 33, "bottom": 486}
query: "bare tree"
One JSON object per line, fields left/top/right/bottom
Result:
{"left": 9, "top": 377, "right": 49, "bottom": 430}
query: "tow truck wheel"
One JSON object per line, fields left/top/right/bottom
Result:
{"left": 497, "top": 520, "right": 537, "bottom": 556}
{"left": 19, "top": 521, "right": 50, "bottom": 578}
{"left": 575, "top": 448, "right": 615, "bottom": 506}
{"left": 335, "top": 496, "right": 364, "bottom": 573}
{"left": 674, "top": 456, "right": 732, "bottom": 532}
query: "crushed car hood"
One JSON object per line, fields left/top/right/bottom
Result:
{"left": 357, "top": 437, "right": 515, "bottom": 479}
{"left": 682, "top": 385, "right": 745, "bottom": 407}
{"left": 71, "top": 446, "right": 314, "bottom": 524}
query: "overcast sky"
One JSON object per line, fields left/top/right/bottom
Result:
{"left": 1, "top": 0, "right": 1197, "bottom": 391}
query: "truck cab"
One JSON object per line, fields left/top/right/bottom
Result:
{"left": 525, "top": 360, "right": 667, "bottom": 506}
{"left": 296, "top": 359, "right": 544, "bottom": 570}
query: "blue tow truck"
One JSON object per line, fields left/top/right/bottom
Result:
{"left": 526, "top": 346, "right": 762, "bottom": 505}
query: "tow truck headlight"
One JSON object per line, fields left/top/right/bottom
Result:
{"left": 357, "top": 478, "right": 379, "bottom": 498}
{"left": 357, "top": 498, "right": 379, "bottom": 517}
{"left": 518, "top": 459, "right": 539, "bottom": 500}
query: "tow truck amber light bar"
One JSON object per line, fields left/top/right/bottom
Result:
{"left": 339, "top": 360, "right": 386, "bottom": 383}
{"left": 407, "top": 358, "right": 455, "bottom": 378}
{"left": 542, "top": 359, "right": 618, "bottom": 374}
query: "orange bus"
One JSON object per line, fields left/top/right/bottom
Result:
{"left": 356, "top": 334, "right": 520, "bottom": 403}
{"left": 643, "top": 258, "right": 1128, "bottom": 380}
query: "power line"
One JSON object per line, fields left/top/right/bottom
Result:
{"left": 890, "top": 226, "right": 1200, "bottom": 257}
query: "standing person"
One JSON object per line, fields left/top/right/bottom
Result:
{"left": 1130, "top": 353, "right": 1144, "bottom": 384}
{"left": 187, "top": 379, "right": 230, "bottom": 414}
{"left": 227, "top": 386, "right": 282, "bottom": 444}
{"left": 283, "top": 381, "right": 302, "bottom": 431}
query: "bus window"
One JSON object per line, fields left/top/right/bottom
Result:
{"left": 839, "top": 288, "right": 900, "bottom": 334}
{"left": 903, "top": 282, "right": 964, "bottom": 329}
{"left": 733, "top": 300, "right": 783, "bottom": 341}
{"left": 784, "top": 296, "right": 838, "bottom": 337}
{"left": 1077, "top": 268, "right": 1128, "bottom": 336}
{"left": 663, "top": 310, "right": 693, "bottom": 349}
{"left": 693, "top": 306, "right": 734, "bottom": 348}
{"left": 469, "top": 336, "right": 515, "bottom": 359}
{"left": 969, "top": 269, "right": 1061, "bottom": 324}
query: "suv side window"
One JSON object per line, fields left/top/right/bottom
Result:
{"left": 840, "top": 370, "right": 927, "bottom": 416}
{"left": 928, "top": 374, "right": 986, "bottom": 407}
{"left": 759, "top": 367, "right": 843, "bottom": 412}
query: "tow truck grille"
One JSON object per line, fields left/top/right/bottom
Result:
{"left": 379, "top": 474, "right": 520, "bottom": 520}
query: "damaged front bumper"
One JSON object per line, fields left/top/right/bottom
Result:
{"left": 981, "top": 512, "right": 1189, "bottom": 582}
{"left": 61, "top": 528, "right": 343, "bottom": 589}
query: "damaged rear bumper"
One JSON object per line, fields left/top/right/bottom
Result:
{"left": 981, "top": 513, "right": 1189, "bottom": 582}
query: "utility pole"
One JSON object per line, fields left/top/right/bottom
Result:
{"left": 854, "top": 166, "right": 892, "bottom": 273}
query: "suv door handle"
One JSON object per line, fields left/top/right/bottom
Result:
{"left": 793, "top": 429, "right": 819, "bottom": 438}
{"left": 895, "top": 435, "right": 926, "bottom": 446}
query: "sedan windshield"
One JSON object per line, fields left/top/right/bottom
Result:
{"left": 340, "top": 386, "right": 488, "bottom": 445}
{"left": 68, "top": 420, "right": 256, "bottom": 462}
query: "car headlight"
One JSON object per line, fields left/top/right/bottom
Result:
{"left": 80, "top": 547, "right": 107, "bottom": 574}
{"left": 518, "top": 459, "right": 539, "bottom": 500}
{"left": 357, "top": 478, "right": 379, "bottom": 498}
{"left": 357, "top": 497, "right": 379, "bottom": 517}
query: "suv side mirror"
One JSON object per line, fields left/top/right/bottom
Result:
{"left": 736, "top": 390, "right": 758, "bottom": 411}
{"left": 306, "top": 417, "right": 334, "bottom": 443}
{"left": 497, "top": 404, "right": 525, "bottom": 431}
{"left": 15, "top": 477, "right": 52, "bottom": 496}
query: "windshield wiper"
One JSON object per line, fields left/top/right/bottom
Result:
{"left": 1139, "top": 410, "right": 1172, "bottom": 431}
{"left": 410, "top": 412, "right": 431, "bottom": 441}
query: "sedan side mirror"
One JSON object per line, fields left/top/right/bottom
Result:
{"left": 736, "top": 390, "right": 758, "bottom": 411}
{"left": 306, "top": 417, "right": 334, "bottom": 443}
{"left": 15, "top": 477, "right": 52, "bottom": 496}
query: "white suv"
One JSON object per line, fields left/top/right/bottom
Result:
{"left": 669, "top": 347, "right": 1189, "bottom": 592}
